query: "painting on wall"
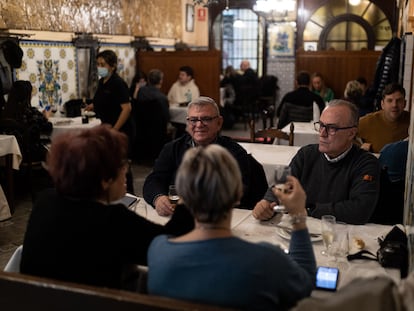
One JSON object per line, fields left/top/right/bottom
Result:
{"left": 16, "top": 41, "right": 78, "bottom": 114}
{"left": 268, "top": 23, "right": 296, "bottom": 58}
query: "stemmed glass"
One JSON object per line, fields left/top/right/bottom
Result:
{"left": 321, "top": 215, "right": 336, "bottom": 256}
{"left": 273, "top": 165, "right": 291, "bottom": 213}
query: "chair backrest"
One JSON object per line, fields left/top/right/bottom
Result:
{"left": 0, "top": 270, "right": 234, "bottom": 311}
{"left": 250, "top": 120, "right": 294, "bottom": 145}
{"left": 278, "top": 102, "right": 314, "bottom": 129}
{"left": 369, "top": 167, "right": 404, "bottom": 225}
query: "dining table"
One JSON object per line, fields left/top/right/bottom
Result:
{"left": 278, "top": 121, "right": 320, "bottom": 146}
{"left": 49, "top": 116, "right": 102, "bottom": 139}
{"left": 238, "top": 142, "right": 300, "bottom": 184}
{"left": 128, "top": 196, "right": 401, "bottom": 295}
{"left": 0, "top": 134, "right": 23, "bottom": 218}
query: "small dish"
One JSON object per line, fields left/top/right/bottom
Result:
{"left": 275, "top": 216, "right": 322, "bottom": 242}
{"left": 84, "top": 111, "right": 96, "bottom": 117}
{"left": 276, "top": 227, "right": 322, "bottom": 242}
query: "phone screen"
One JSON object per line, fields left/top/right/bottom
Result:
{"left": 315, "top": 266, "right": 339, "bottom": 291}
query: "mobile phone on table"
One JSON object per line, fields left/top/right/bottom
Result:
{"left": 315, "top": 266, "right": 339, "bottom": 291}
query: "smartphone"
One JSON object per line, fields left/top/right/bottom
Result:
{"left": 315, "top": 266, "right": 339, "bottom": 291}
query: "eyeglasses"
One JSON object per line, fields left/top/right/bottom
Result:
{"left": 186, "top": 116, "right": 219, "bottom": 125}
{"left": 314, "top": 121, "right": 356, "bottom": 136}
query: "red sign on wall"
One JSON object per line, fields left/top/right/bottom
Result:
{"left": 197, "top": 8, "right": 207, "bottom": 21}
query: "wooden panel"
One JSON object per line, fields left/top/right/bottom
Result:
{"left": 136, "top": 51, "right": 221, "bottom": 104}
{"left": 0, "top": 271, "right": 234, "bottom": 311}
{"left": 295, "top": 50, "right": 382, "bottom": 100}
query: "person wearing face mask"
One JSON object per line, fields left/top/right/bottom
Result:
{"left": 86, "top": 50, "right": 133, "bottom": 143}
{"left": 86, "top": 49, "right": 135, "bottom": 193}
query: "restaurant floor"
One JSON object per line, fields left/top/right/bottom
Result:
{"left": 0, "top": 119, "right": 257, "bottom": 270}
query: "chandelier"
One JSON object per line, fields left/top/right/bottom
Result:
{"left": 193, "top": 0, "right": 220, "bottom": 6}
{"left": 253, "top": 0, "right": 296, "bottom": 13}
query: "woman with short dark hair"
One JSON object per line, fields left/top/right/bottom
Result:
{"left": 21, "top": 125, "right": 193, "bottom": 290}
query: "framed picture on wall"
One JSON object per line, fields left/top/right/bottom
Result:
{"left": 268, "top": 23, "right": 296, "bottom": 58}
{"left": 186, "top": 4, "right": 195, "bottom": 32}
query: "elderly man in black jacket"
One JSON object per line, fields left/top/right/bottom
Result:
{"left": 143, "top": 96, "right": 267, "bottom": 216}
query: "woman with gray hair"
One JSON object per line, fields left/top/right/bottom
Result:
{"left": 148, "top": 144, "right": 316, "bottom": 310}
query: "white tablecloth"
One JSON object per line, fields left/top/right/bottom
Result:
{"left": 0, "top": 135, "right": 22, "bottom": 221}
{"left": 0, "top": 135, "right": 22, "bottom": 170}
{"left": 169, "top": 106, "right": 187, "bottom": 124}
{"left": 49, "top": 117, "right": 102, "bottom": 139}
{"left": 278, "top": 122, "right": 319, "bottom": 146}
{"left": 129, "top": 198, "right": 400, "bottom": 292}
{"left": 238, "top": 142, "right": 300, "bottom": 184}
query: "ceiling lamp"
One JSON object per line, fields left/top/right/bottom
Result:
{"left": 348, "top": 0, "right": 361, "bottom": 5}
{"left": 233, "top": 19, "right": 245, "bottom": 28}
{"left": 253, "top": 0, "right": 296, "bottom": 13}
{"left": 193, "top": 0, "right": 219, "bottom": 7}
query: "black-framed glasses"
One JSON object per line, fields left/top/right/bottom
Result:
{"left": 314, "top": 121, "right": 356, "bottom": 136}
{"left": 186, "top": 116, "right": 219, "bottom": 125}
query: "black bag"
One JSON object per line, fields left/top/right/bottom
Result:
{"left": 376, "top": 226, "right": 408, "bottom": 278}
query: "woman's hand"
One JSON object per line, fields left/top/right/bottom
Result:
{"left": 273, "top": 176, "right": 307, "bottom": 230}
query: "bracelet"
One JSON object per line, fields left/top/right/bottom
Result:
{"left": 290, "top": 215, "right": 307, "bottom": 225}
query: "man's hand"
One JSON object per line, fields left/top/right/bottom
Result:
{"left": 360, "top": 142, "right": 372, "bottom": 151}
{"left": 252, "top": 199, "right": 276, "bottom": 220}
{"left": 85, "top": 103, "right": 94, "bottom": 111}
{"left": 154, "top": 195, "right": 175, "bottom": 216}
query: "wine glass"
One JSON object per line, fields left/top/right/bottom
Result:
{"left": 273, "top": 165, "right": 291, "bottom": 213}
{"left": 321, "top": 215, "right": 336, "bottom": 256}
{"left": 168, "top": 185, "right": 180, "bottom": 205}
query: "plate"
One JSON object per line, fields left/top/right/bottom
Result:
{"left": 84, "top": 111, "right": 96, "bottom": 117}
{"left": 53, "top": 119, "right": 73, "bottom": 126}
{"left": 275, "top": 216, "right": 323, "bottom": 242}
{"left": 276, "top": 227, "right": 322, "bottom": 242}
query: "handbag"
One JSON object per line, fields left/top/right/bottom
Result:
{"left": 347, "top": 225, "right": 408, "bottom": 278}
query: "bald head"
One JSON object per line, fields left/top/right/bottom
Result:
{"left": 240, "top": 60, "right": 250, "bottom": 72}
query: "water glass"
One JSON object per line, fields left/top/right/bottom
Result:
{"left": 331, "top": 222, "right": 349, "bottom": 259}
{"left": 273, "top": 165, "right": 291, "bottom": 213}
{"left": 273, "top": 165, "right": 291, "bottom": 192}
{"left": 321, "top": 215, "right": 336, "bottom": 256}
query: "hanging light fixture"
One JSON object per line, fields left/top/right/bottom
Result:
{"left": 193, "top": 0, "right": 219, "bottom": 7}
{"left": 193, "top": 0, "right": 229, "bottom": 8}
{"left": 348, "top": 0, "right": 361, "bottom": 5}
{"left": 253, "top": 0, "right": 296, "bottom": 13}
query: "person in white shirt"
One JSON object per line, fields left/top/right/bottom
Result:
{"left": 167, "top": 66, "right": 200, "bottom": 106}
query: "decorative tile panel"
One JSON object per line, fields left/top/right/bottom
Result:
{"left": 15, "top": 41, "right": 78, "bottom": 113}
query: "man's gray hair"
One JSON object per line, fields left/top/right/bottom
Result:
{"left": 326, "top": 99, "right": 359, "bottom": 126}
{"left": 187, "top": 96, "right": 220, "bottom": 116}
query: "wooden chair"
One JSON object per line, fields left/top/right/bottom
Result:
{"left": 0, "top": 270, "right": 235, "bottom": 311}
{"left": 250, "top": 120, "right": 294, "bottom": 145}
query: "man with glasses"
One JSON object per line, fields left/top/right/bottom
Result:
{"left": 357, "top": 83, "right": 410, "bottom": 153}
{"left": 253, "top": 99, "right": 380, "bottom": 224}
{"left": 143, "top": 96, "right": 267, "bottom": 216}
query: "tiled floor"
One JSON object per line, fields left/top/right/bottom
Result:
{"left": 0, "top": 118, "right": 259, "bottom": 269}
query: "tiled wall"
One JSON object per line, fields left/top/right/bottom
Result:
{"left": 15, "top": 40, "right": 135, "bottom": 114}
{"left": 267, "top": 58, "right": 295, "bottom": 110}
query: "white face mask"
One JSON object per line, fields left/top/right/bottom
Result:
{"left": 98, "top": 67, "right": 109, "bottom": 78}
